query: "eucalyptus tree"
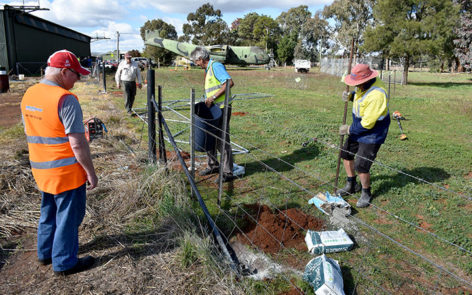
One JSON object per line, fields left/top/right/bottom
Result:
{"left": 453, "top": 0, "right": 472, "bottom": 71}
{"left": 182, "top": 3, "right": 229, "bottom": 45}
{"left": 322, "top": 0, "right": 375, "bottom": 56}
{"left": 363, "top": 0, "right": 459, "bottom": 84}
{"left": 298, "top": 12, "right": 331, "bottom": 61}
{"left": 140, "top": 19, "right": 177, "bottom": 65}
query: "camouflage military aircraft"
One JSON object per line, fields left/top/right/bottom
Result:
{"left": 144, "top": 30, "right": 270, "bottom": 65}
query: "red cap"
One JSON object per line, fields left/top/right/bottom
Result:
{"left": 47, "top": 50, "right": 90, "bottom": 75}
{"left": 344, "top": 64, "right": 378, "bottom": 86}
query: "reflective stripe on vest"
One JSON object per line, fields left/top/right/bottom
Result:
{"left": 205, "top": 84, "right": 222, "bottom": 94}
{"left": 353, "top": 86, "right": 389, "bottom": 120}
{"left": 30, "top": 156, "right": 78, "bottom": 169}
{"left": 26, "top": 135, "right": 69, "bottom": 144}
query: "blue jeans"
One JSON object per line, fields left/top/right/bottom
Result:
{"left": 37, "top": 184, "right": 86, "bottom": 271}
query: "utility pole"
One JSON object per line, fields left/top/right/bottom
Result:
{"left": 116, "top": 31, "right": 120, "bottom": 61}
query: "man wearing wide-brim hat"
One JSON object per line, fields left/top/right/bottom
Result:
{"left": 337, "top": 64, "right": 390, "bottom": 208}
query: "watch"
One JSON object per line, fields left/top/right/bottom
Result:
{"left": 211, "top": 95, "right": 216, "bottom": 101}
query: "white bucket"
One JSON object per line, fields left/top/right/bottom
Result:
{"left": 18, "top": 74, "right": 25, "bottom": 80}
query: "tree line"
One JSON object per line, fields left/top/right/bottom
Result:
{"left": 139, "top": 1, "right": 471, "bottom": 83}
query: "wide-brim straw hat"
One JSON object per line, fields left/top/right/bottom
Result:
{"left": 344, "top": 64, "right": 378, "bottom": 86}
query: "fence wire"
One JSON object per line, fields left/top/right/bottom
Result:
{"left": 140, "top": 86, "right": 472, "bottom": 293}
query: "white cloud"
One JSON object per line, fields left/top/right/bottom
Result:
{"left": 29, "top": 0, "right": 124, "bottom": 27}
{"left": 162, "top": 17, "right": 186, "bottom": 35}
{"left": 140, "top": 0, "right": 332, "bottom": 14}
{"left": 90, "top": 22, "right": 143, "bottom": 53}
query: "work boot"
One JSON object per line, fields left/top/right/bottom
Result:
{"left": 199, "top": 167, "right": 219, "bottom": 176}
{"left": 214, "top": 174, "right": 237, "bottom": 183}
{"left": 336, "top": 177, "right": 361, "bottom": 196}
{"left": 38, "top": 257, "right": 52, "bottom": 266}
{"left": 54, "top": 256, "right": 96, "bottom": 276}
{"left": 357, "top": 188, "right": 372, "bottom": 208}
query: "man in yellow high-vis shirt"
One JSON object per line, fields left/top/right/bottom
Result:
{"left": 190, "top": 47, "right": 236, "bottom": 182}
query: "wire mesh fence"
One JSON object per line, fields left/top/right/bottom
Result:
{"left": 138, "top": 78, "right": 472, "bottom": 294}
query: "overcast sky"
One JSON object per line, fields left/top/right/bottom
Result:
{"left": 4, "top": 0, "right": 333, "bottom": 54}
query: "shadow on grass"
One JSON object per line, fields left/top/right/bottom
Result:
{"left": 79, "top": 219, "right": 179, "bottom": 267}
{"left": 408, "top": 82, "right": 472, "bottom": 88}
{"left": 372, "top": 167, "right": 450, "bottom": 195}
{"left": 242, "top": 145, "right": 320, "bottom": 178}
{"left": 341, "top": 266, "right": 357, "bottom": 295}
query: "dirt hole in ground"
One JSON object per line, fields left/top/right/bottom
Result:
{"left": 235, "top": 204, "right": 325, "bottom": 254}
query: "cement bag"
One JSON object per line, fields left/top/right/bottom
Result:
{"left": 305, "top": 229, "right": 354, "bottom": 254}
{"left": 303, "top": 254, "right": 345, "bottom": 295}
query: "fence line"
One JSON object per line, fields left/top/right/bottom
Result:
{"left": 162, "top": 112, "right": 472, "bottom": 291}
{"left": 142, "top": 84, "right": 472, "bottom": 292}
{"left": 148, "top": 90, "right": 244, "bottom": 275}
{"left": 219, "top": 144, "right": 472, "bottom": 290}
{"left": 162, "top": 105, "right": 472, "bottom": 257}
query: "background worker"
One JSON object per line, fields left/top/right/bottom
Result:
{"left": 20, "top": 50, "right": 98, "bottom": 275}
{"left": 115, "top": 52, "right": 142, "bottom": 115}
{"left": 190, "top": 47, "right": 236, "bottom": 182}
{"left": 338, "top": 64, "right": 390, "bottom": 208}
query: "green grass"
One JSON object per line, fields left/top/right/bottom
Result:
{"left": 104, "top": 67, "right": 472, "bottom": 293}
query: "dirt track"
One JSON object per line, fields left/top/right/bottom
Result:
{"left": 0, "top": 79, "right": 38, "bottom": 128}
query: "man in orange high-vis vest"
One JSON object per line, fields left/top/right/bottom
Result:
{"left": 21, "top": 50, "right": 98, "bottom": 276}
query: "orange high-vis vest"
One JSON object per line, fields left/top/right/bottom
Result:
{"left": 21, "top": 83, "right": 87, "bottom": 194}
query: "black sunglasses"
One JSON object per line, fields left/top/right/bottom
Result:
{"left": 68, "top": 68, "right": 80, "bottom": 79}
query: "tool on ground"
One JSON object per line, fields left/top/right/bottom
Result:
{"left": 392, "top": 111, "right": 407, "bottom": 140}
{"left": 302, "top": 137, "right": 318, "bottom": 147}
{"left": 308, "top": 191, "right": 351, "bottom": 216}
{"left": 84, "top": 117, "right": 107, "bottom": 142}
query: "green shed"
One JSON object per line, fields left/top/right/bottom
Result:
{"left": 0, "top": 5, "right": 91, "bottom": 75}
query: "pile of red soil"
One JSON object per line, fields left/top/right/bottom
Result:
{"left": 236, "top": 204, "right": 324, "bottom": 254}
{"left": 157, "top": 150, "right": 190, "bottom": 160}
{"left": 232, "top": 112, "right": 248, "bottom": 116}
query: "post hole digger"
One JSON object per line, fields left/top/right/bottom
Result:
{"left": 392, "top": 111, "right": 408, "bottom": 140}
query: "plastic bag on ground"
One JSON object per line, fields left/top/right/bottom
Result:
{"left": 303, "top": 254, "right": 345, "bottom": 295}
{"left": 305, "top": 228, "right": 354, "bottom": 254}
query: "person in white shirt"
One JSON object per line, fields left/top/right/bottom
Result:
{"left": 115, "top": 52, "right": 142, "bottom": 114}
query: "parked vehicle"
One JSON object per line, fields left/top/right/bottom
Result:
{"left": 104, "top": 60, "right": 118, "bottom": 70}
{"left": 132, "top": 57, "right": 148, "bottom": 69}
{"left": 294, "top": 59, "right": 311, "bottom": 73}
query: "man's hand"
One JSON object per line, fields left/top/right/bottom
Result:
{"left": 342, "top": 91, "right": 354, "bottom": 102}
{"left": 69, "top": 133, "right": 98, "bottom": 191}
{"left": 137, "top": 83, "right": 142, "bottom": 89}
{"left": 339, "top": 124, "right": 350, "bottom": 135}
{"left": 86, "top": 173, "right": 98, "bottom": 190}
{"left": 117, "top": 83, "right": 121, "bottom": 89}
{"left": 205, "top": 95, "right": 215, "bottom": 108}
